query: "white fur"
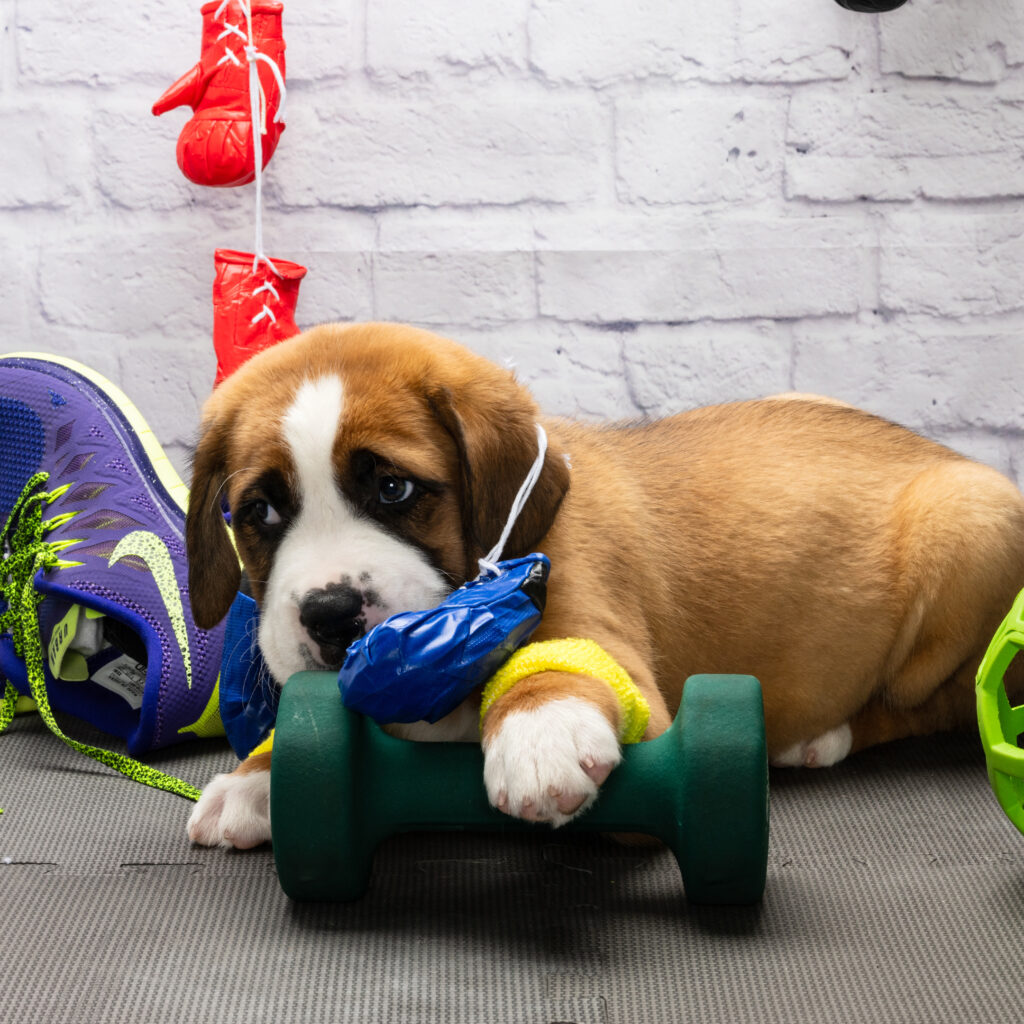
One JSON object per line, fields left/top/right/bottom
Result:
{"left": 482, "top": 697, "right": 622, "bottom": 826}
{"left": 771, "top": 722, "right": 853, "bottom": 768}
{"left": 187, "top": 771, "right": 271, "bottom": 849}
{"left": 258, "top": 375, "right": 449, "bottom": 685}
{"left": 385, "top": 699, "right": 481, "bottom": 743}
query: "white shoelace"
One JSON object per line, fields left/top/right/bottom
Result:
{"left": 478, "top": 423, "right": 549, "bottom": 576}
{"left": 212, "top": 2, "right": 289, "bottom": 315}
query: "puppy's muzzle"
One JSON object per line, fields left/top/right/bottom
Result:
{"left": 299, "top": 583, "right": 367, "bottom": 667}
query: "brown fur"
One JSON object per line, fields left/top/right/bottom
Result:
{"left": 188, "top": 322, "right": 1024, "bottom": 770}
{"left": 236, "top": 751, "right": 272, "bottom": 776}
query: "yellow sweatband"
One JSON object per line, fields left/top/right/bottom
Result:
{"left": 479, "top": 638, "right": 650, "bottom": 744}
{"left": 249, "top": 729, "right": 274, "bottom": 759}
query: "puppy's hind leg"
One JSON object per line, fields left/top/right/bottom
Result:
{"left": 875, "top": 461, "right": 1024, "bottom": 725}
{"left": 851, "top": 644, "right": 1024, "bottom": 754}
{"left": 770, "top": 723, "right": 854, "bottom": 768}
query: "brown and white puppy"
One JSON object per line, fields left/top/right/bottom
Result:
{"left": 184, "top": 322, "right": 1024, "bottom": 848}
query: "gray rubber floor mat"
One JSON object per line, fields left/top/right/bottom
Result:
{"left": 3, "top": 709, "right": 1024, "bottom": 1024}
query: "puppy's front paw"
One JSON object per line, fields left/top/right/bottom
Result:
{"left": 187, "top": 770, "right": 271, "bottom": 849}
{"left": 483, "top": 697, "right": 621, "bottom": 826}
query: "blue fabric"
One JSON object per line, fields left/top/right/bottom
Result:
{"left": 219, "top": 592, "right": 278, "bottom": 759}
{"left": 339, "top": 554, "right": 549, "bottom": 725}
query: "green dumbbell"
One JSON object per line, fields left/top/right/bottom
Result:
{"left": 271, "top": 672, "right": 769, "bottom": 905}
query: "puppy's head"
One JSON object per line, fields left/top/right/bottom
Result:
{"left": 186, "top": 322, "right": 570, "bottom": 685}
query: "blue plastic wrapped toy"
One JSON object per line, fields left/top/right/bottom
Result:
{"left": 338, "top": 553, "right": 549, "bottom": 723}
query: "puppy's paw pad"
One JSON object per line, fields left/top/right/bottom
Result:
{"left": 187, "top": 771, "right": 271, "bottom": 849}
{"left": 483, "top": 697, "right": 621, "bottom": 827}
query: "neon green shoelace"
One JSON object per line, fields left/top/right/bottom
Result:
{"left": 0, "top": 472, "right": 201, "bottom": 809}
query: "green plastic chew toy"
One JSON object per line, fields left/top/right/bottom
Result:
{"left": 977, "top": 587, "right": 1024, "bottom": 833}
{"left": 271, "top": 672, "right": 769, "bottom": 905}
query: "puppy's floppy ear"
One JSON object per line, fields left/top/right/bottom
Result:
{"left": 427, "top": 382, "right": 570, "bottom": 569}
{"left": 186, "top": 415, "right": 242, "bottom": 630}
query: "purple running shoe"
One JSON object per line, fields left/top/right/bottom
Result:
{"left": 0, "top": 352, "right": 226, "bottom": 767}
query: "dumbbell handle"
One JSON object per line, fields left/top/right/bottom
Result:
{"left": 271, "top": 672, "right": 768, "bottom": 905}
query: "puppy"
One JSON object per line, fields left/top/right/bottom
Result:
{"left": 184, "top": 322, "right": 1024, "bottom": 848}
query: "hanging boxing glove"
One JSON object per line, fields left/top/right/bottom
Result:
{"left": 153, "top": 1, "right": 287, "bottom": 188}
{"left": 212, "top": 248, "right": 306, "bottom": 386}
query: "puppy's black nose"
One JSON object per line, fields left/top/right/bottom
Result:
{"left": 299, "top": 584, "right": 366, "bottom": 665}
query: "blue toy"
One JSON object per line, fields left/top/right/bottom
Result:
{"left": 339, "top": 553, "right": 548, "bottom": 724}
{"left": 219, "top": 591, "right": 278, "bottom": 759}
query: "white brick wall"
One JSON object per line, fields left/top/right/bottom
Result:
{"left": 1, "top": 0, "right": 1023, "bottom": 486}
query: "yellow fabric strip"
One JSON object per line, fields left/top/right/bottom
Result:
{"left": 249, "top": 729, "right": 275, "bottom": 759}
{"left": 479, "top": 638, "right": 650, "bottom": 744}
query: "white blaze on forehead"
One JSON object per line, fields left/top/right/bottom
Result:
{"left": 282, "top": 376, "right": 346, "bottom": 516}
{"left": 259, "top": 372, "right": 450, "bottom": 686}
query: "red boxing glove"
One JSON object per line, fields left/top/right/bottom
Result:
{"left": 212, "top": 249, "right": 306, "bottom": 386}
{"left": 153, "top": 1, "right": 287, "bottom": 188}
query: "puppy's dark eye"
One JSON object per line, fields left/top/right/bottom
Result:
{"left": 253, "top": 499, "right": 283, "bottom": 526}
{"left": 378, "top": 477, "right": 416, "bottom": 505}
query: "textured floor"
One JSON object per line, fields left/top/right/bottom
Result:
{"left": 3, "top": 709, "right": 1024, "bottom": 1024}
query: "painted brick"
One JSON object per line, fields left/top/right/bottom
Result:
{"left": 880, "top": 0, "right": 1024, "bottom": 83}
{"left": 378, "top": 208, "right": 537, "bottom": 253}
{"left": 793, "top": 322, "right": 1024, "bottom": 433}
{"left": 529, "top": 0, "right": 738, "bottom": 84}
{"left": 617, "top": 95, "right": 786, "bottom": 204}
{"left": 116, "top": 333, "right": 215, "bottom": 452}
{"left": 283, "top": 10, "right": 353, "bottom": 84}
{"left": 257, "top": 206, "right": 379, "bottom": 255}
{"left": 787, "top": 92, "right": 1024, "bottom": 200}
{"left": 0, "top": 104, "right": 87, "bottom": 208}
{"left": 622, "top": 322, "right": 794, "bottom": 415}
{"left": 373, "top": 252, "right": 535, "bottom": 326}
{"left": 271, "top": 97, "right": 605, "bottom": 207}
{"left": 375, "top": 210, "right": 538, "bottom": 325}
{"left": 538, "top": 217, "right": 869, "bottom": 322}
{"left": 880, "top": 212, "right": 1024, "bottom": 317}
{"left": 18, "top": 2, "right": 342, "bottom": 89}
{"left": 38, "top": 233, "right": 211, "bottom": 335}
{"left": 736, "top": 0, "right": 872, "bottom": 82}
{"left": 2, "top": 325, "right": 125, "bottom": 392}
{"left": 290, "top": 251, "right": 374, "bottom": 326}
{"left": 18, "top": 0, "right": 192, "bottom": 86}
{"left": 0, "top": 2, "right": 12, "bottom": 87}
{"left": 0, "top": 237, "right": 32, "bottom": 339}
{"left": 445, "top": 322, "right": 637, "bottom": 420}
{"left": 367, "top": 0, "right": 530, "bottom": 79}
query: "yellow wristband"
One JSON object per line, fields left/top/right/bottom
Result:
{"left": 249, "top": 729, "right": 274, "bottom": 759}
{"left": 479, "top": 638, "right": 650, "bottom": 744}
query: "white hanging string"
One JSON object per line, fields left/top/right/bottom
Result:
{"left": 478, "top": 423, "right": 549, "bottom": 576}
{"left": 213, "top": 1, "right": 289, "bottom": 316}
